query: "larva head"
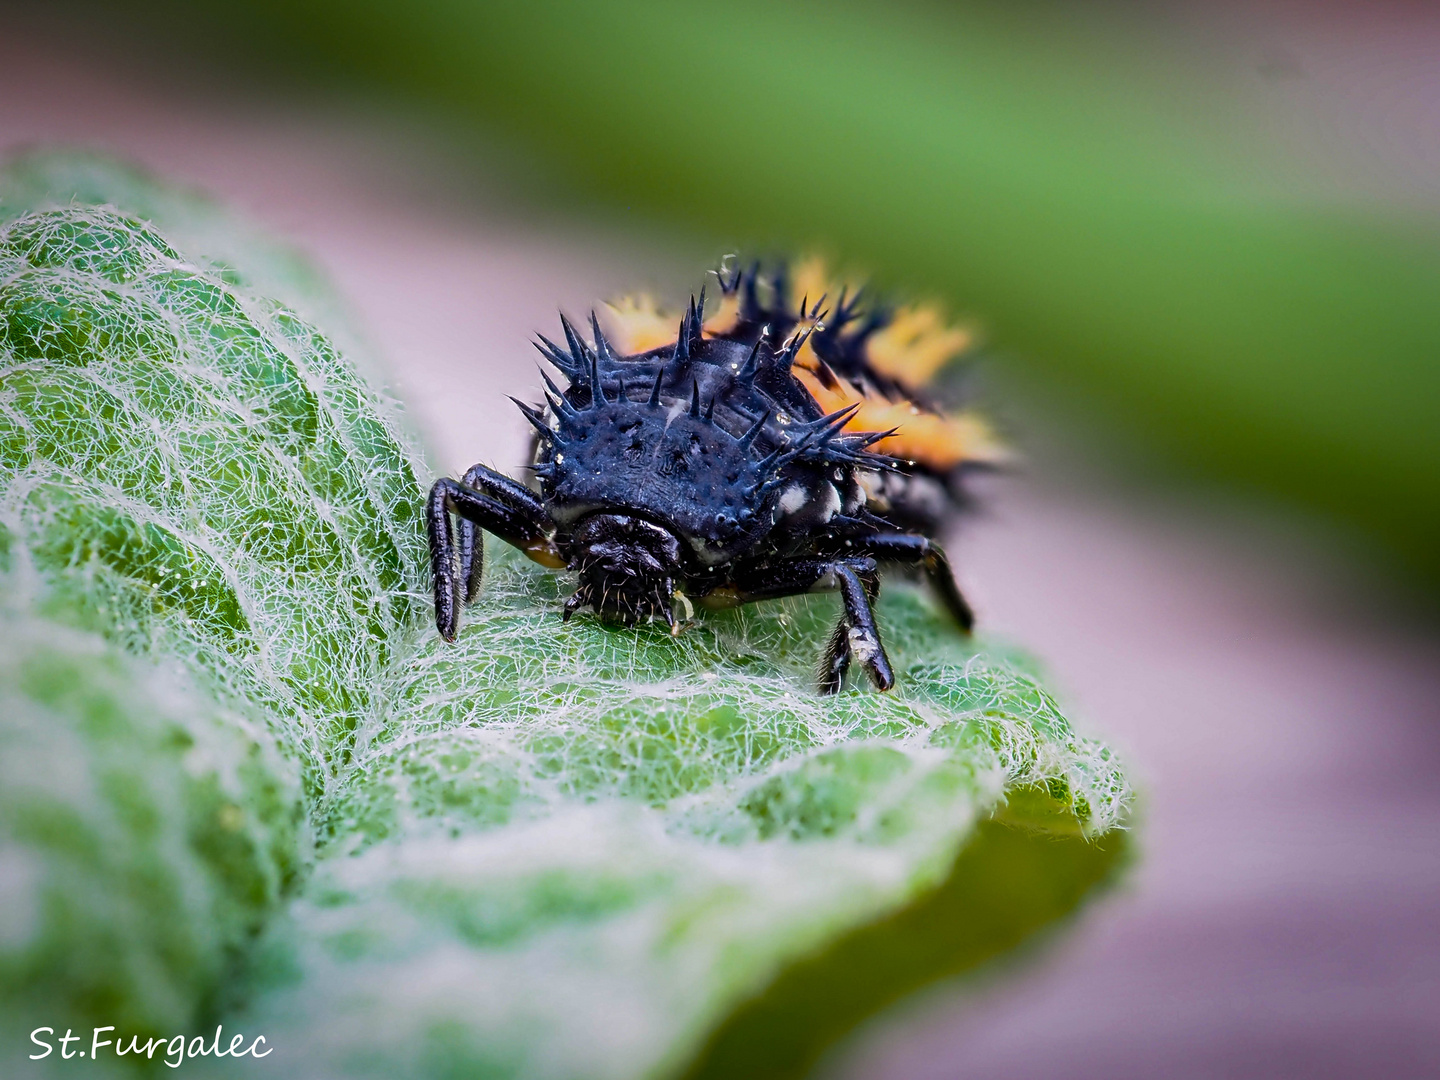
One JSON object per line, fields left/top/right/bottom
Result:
{"left": 564, "top": 512, "right": 683, "bottom": 628}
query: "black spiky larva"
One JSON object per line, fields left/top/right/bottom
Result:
{"left": 426, "top": 266, "right": 980, "bottom": 693}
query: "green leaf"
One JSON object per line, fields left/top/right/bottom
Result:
{"left": 0, "top": 588, "right": 305, "bottom": 1042}
{"left": 0, "top": 173, "right": 432, "bottom": 798}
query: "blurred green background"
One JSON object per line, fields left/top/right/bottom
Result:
{"left": 142, "top": 0, "right": 1440, "bottom": 588}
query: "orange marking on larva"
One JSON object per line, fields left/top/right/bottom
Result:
{"left": 785, "top": 259, "right": 973, "bottom": 389}
{"left": 865, "top": 304, "right": 973, "bottom": 387}
{"left": 788, "top": 256, "right": 832, "bottom": 314}
{"left": 601, "top": 295, "right": 677, "bottom": 355}
{"left": 793, "top": 366, "right": 1007, "bottom": 472}
{"left": 702, "top": 292, "right": 740, "bottom": 337}
{"left": 606, "top": 293, "right": 745, "bottom": 351}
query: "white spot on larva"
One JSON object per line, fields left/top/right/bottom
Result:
{"left": 778, "top": 483, "right": 808, "bottom": 515}
{"left": 855, "top": 470, "right": 884, "bottom": 508}
{"left": 815, "top": 483, "right": 841, "bottom": 523}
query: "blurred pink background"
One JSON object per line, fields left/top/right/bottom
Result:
{"left": 4, "top": 13, "right": 1438, "bottom": 1077}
